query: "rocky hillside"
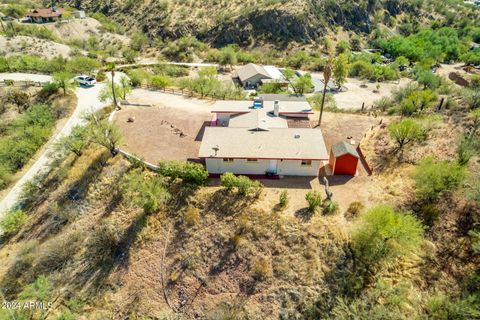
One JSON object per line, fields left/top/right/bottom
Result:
{"left": 56, "top": 0, "right": 457, "bottom": 47}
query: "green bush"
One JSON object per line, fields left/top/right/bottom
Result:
{"left": 352, "top": 205, "right": 424, "bottom": 265}
{"left": 412, "top": 157, "right": 465, "bottom": 201}
{"left": 347, "top": 201, "right": 364, "bottom": 217}
{"left": 323, "top": 200, "right": 339, "bottom": 214}
{"left": 157, "top": 161, "right": 208, "bottom": 185}
{"left": 220, "top": 173, "right": 263, "bottom": 196}
{"left": 305, "top": 191, "right": 322, "bottom": 213}
{"left": 279, "top": 190, "right": 289, "bottom": 209}
{"left": 150, "top": 75, "right": 172, "bottom": 89}
{"left": 388, "top": 119, "right": 425, "bottom": 151}
{"left": 0, "top": 209, "right": 27, "bottom": 238}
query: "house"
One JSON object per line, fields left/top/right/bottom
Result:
{"left": 25, "top": 7, "right": 64, "bottom": 23}
{"left": 233, "top": 63, "right": 288, "bottom": 89}
{"left": 199, "top": 99, "right": 328, "bottom": 177}
{"left": 329, "top": 141, "right": 360, "bottom": 176}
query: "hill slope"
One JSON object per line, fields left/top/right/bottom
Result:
{"left": 56, "top": 0, "right": 453, "bottom": 46}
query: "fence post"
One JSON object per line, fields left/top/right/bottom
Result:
{"left": 361, "top": 102, "right": 365, "bottom": 112}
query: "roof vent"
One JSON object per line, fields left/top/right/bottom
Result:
{"left": 294, "top": 134, "right": 301, "bottom": 139}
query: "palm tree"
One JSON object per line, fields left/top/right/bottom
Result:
{"left": 106, "top": 62, "right": 117, "bottom": 108}
{"left": 317, "top": 57, "right": 333, "bottom": 127}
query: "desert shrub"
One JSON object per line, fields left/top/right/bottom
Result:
{"left": 236, "top": 175, "right": 262, "bottom": 196}
{"left": 347, "top": 201, "right": 364, "bottom": 217}
{"left": 0, "top": 209, "right": 27, "bottom": 238}
{"left": 419, "top": 204, "right": 441, "bottom": 226}
{"left": 374, "top": 96, "right": 394, "bottom": 111}
{"left": 96, "top": 71, "right": 107, "bottom": 82}
{"left": 0, "top": 164, "right": 12, "bottom": 188}
{"left": 157, "top": 161, "right": 208, "bottom": 185}
{"left": 352, "top": 205, "right": 424, "bottom": 266}
{"left": 323, "top": 200, "right": 339, "bottom": 215}
{"left": 152, "top": 64, "right": 189, "bottom": 77}
{"left": 220, "top": 172, "right": 236, "bottom": 192}
{"left": 90, "top": 12, "right": 125, "bottom": 34}
{"left": 86, "top": 221, "right": 120, "bottom": 265}
{"left": 34, "top": 231, "right": 81, "bottom": 274}
{"left": 388, "top": 119, "right": 425, "bottom": 152}
{"left": 279, "top": 190, "right": 289, "bottom": 209}
{"left": 412, "top": 157, "right": 465, "bottom": 201}
{"left": 251, "top": 255, "right": 272, "bottom": 281}
{"left": 150, "top": 75, "right": 172, "bottom": 89}
{"left": 206, "top": 301, "right": 248, "bottom": 320}
{"left": 398, "top": 90, "right": 437, "bottom": 116}
{"left": 184, "top": 207, "right": 200, "bottom": 227}
{"left": 126, "top": 68, "right": 151, "bottom": 87}
{"left": 220, "top": 173, "right": 263, "bottom": 196}
{"left": 37, "top": 82, "right": 60, "bottom": 101}
{"left": 19, "top": 275, "right": 52, "bottom": 301}
{"left": 305, "top": 191, "right": 322, "bottom": 213}
{"left": 121, "top": 168, "right": 171, "bottom": 213}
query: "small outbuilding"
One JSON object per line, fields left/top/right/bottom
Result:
{"left": 329, "top": 141, "right": 360, "bottom": 176}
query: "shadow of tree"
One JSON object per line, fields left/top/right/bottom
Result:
{"left": 294, "top": 208, "right": 314, "bottom": 221}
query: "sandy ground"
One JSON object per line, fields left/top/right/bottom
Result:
{"left": 44, "top": 18, "right": 130, "bottom": 44}
{"left": 0, "top": 35, "right": 71, "bottom": 59}
{"left": 114, "top": 90, "right": 213, "bottom": 163}
{"left": 309, "top": 72, "right": 412, "bottom": 110}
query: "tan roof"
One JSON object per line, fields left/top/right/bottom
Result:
{"left": 229, "top": 108, "right": 288, "bottom": 129}
{"left": 26, "top": 8, "right": 64, "bottom": 18}
{"left": 235, "top": 63, "right": 271, "bottom": 83}
{"left": 211, "top": 100, "right": 312, "bottom": 114}
{"left": 199, "top": 127, "right": 329, "bottom": 160}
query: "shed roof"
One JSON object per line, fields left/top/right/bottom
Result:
{"left": 26, "top": 8, "right": 64, "bottom": 18}
{"left": 331, "top": 141, "right": 360, "bottom": 159}
{"left": 199, "top": 127, "right": 328, "bottom": 160}
{"left": 235, "top": 63, "right": 271, "bottom": 83}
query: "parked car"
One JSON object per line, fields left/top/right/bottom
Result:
{"left": 74, "top": 75, "right": 96, "bottom": 86}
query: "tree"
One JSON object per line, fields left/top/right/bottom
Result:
{"left": 53, "top": 125, "right": 88, "bottom": 157}
{"left": 99, "top": 83, "right": 124, "bottom": 103}
{"left": 219, "top": 46, "right": 237, "bottom": 70}
{"left": 332, "top": 53, "right": 350, "bottom": 89}
{"left": 292, "top": 74, "right": 313, "bottom": 95}
{"left": 53, "top": 71, "right": 74, "bottom": 95}
{"left": 352, "top": 205, "right": 424, "bottom": 266}
{"left": 3, "top": 89, "right": 30, "bottom": 113}
{"left": 412, "top": 157, "right": 465, "bottom": 201}
{"left": 88, "top": 116, "right": 122, "bottom": 156}
{"left": 106, "top": 63, "right": 118, "bottom": 107}
{"left": 66, "top": 57, "right": 100, "bottom": 75}
{"left": 317, "top": 57, "right": 333, "bottom": 127}
{"left": 415, "top": 70, "right": 441, "bottom": 89}
{"left": 119, "top": 76, "right": 132, "bottom": 100}
{"left": 388, "top": 119, "right": 424, "bottom": 152}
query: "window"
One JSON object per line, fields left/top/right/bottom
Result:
{"left": 223, "top": 158, "right": 234, "bottom": 163}
{"left": 301, "top": 160, "right": 312, "bottom": 166}
{"left": 246, "top": 158, "right": 258, "bottom": 163}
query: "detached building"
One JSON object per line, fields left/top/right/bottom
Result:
{"left": 199, "top": 98, "right": 328, "bottom": 177}
{"left": 26, "top": 8, "right": 64, "bottom": 23}
{"left": 329, "top": 141, "right": 360, "bottom": 176}
{"left": 233, "top": 63, "right": 288, "bottom": 89}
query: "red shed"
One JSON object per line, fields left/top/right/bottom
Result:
{"left": 329, "top": 141, "right": 360, "bottom": 176}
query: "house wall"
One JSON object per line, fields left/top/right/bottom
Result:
{"left": 205, "top": 158, "right": 271, "bottom": 175}
{"left": 205, "top": 158, "right": 321, "bottom": 176}
{"left": 333, "top": 154, "right": 358, "bottom": 176}
{"left": 278, "top": 160, "right": 321, "bottom": 176}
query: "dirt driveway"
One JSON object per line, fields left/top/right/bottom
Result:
{"left": 114, "top": 90, "right": 214, "bottom": 164}
{"left": 309, "top": 72, "right": 412, "bottom": 110}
